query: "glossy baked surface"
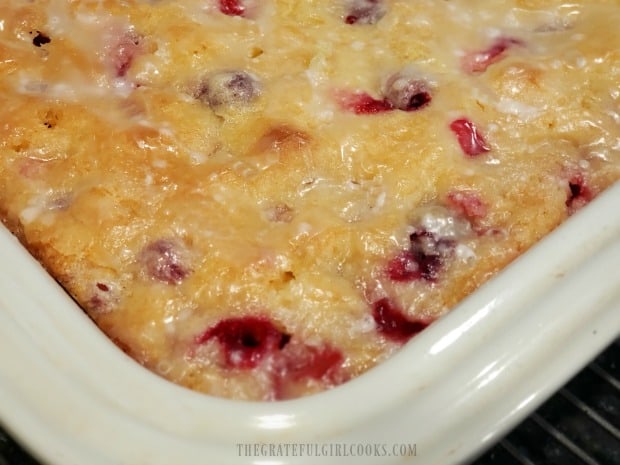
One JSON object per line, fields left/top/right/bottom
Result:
{"left": 0, "top": 183, "right": 618, "bottom": 464}
{"left": 0, "top": 0, "right": 619, "bottom": 400}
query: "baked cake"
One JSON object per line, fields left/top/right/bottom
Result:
{"left": 0, "top": 0, "right": 619, "bottom": 400}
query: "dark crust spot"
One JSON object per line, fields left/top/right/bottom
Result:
{"left": 40, "top": 109, "right": 61, "bottom": 129}
{"left": 32, "top": 31, "right": 51, "bottom": 47}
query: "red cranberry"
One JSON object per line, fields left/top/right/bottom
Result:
{"left": 196, "top": 71, "right": 260, "bottom": 108}
{"left": 196, "top": 317, "right": 290, "bottom": 369}
{"left": 110, "top": 29, "right": 143, "bottom": 78}
{"left": 277, "top": 342, "right": 343, "bottom": 381}
{"left": 337, "top": 73, "right": 433, "bottom": 115}
{"left": 337, "top": 91, "right": 393, "bottom": 114}
{"left": 449, "top": 118, "right": 490, "bottom": 156}
{"left": 386, "top": 250, "right": 422, "bottom": 282}
{"left": 219, "top": 0, "right": 245, "bottom": 16}
{"left": 447, "top": 190, "right": 487, "bottom": 219}
{"left": 387, "top": 230, "right": 455, "bottom": 282}
{"left": 386, "top": 205, "right": 474, "bottom": 283}
{"left": 566, "top": 173, "right": 593, "bottom": 214}
{"left": 139, "top": 239, "right": 191, "bottom": 285}
{"left": 344, "top": 0, "right": 387, "bottom": 25}
{"left": 409, "top": 230, "right": 454, "bottom": 281}
{"left": 272, "top": 341, "right": 345, "bottom": 399}
{"left": 372, "top": 298, "right": 430, "bottom": 343}
{"left": 383, "top": 73, "right": 432, "bottom": 111}
{"left": 462, "top": 37, "right": 524, "bottom": 74}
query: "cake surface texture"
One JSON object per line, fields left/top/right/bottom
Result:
{"left": 1, "top": 0, "right": 619, "bottom": 400}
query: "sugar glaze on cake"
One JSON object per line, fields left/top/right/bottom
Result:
{"left": 0, "top": 0, "right": 619, "bottom": 400}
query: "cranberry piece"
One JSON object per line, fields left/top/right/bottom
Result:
{"left": 139, "top": 239, "right": 191, "bottom": 285}
{"left": 387, "top": 230, "right": 455, "bottom": 282}
{"left": 386, "top": 250, "right": 422, "bottom": 282}
{"left": 110, "top": 29, "right": 143, "bottom": 78}
{"left": 337, "top": 74, "right": 433, "bottom": 115}
{"left": 566, "top": 173, "right": 593, "bottom": 214}
{"left": 277, "top": 342, "right": 344, "bottom": 381}
{"left": 337, "top": 91, "right": 393, "bottom": 114}
{"left": 272, "top": 341, "right": 345, "bottom": 399}
{"left": 409, "top": 230, "right": 454, "bottom": 281}
{"left": 219, "top": 0, "right": 245, "bottom": 16}
{"left": 462, "top": 37, "right": 524, "bottom": 74}
{"left": 447, "top": 190, "right": 487, "bottom": 219}
{"left": 372, "top": 298, "right": 430, "bottom": 343}
{"left": 196, "top": 71, "right": 260, "bottom": 108}
{"left": 386, "top": 206, "right": 473, "bottom": 282}
{"left": 344, "top": 0, "right": 387, "bottom": 25}
{"left": 449, "top": 118, "right": 490, "bottom": 156}
{"left": 383, "top": 73, "right": 432, "bottom": 111}
{"left": 196, "top": 317, "right": 290, "bottom": 369}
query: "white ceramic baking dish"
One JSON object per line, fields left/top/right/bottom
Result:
{"left": 0, "top": 182, "right": 619, "bottom": 465}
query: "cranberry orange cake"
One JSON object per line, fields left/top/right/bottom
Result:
{"left": 0, "top": 0, "right": 619, "bottom": 400}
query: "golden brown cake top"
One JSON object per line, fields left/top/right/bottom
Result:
{"left": 0, "top": 0, "right": 619, "bottom": 400}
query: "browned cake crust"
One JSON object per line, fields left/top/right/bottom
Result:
{"left": 1, "top": 0, "right": 619, "bottom": 400}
